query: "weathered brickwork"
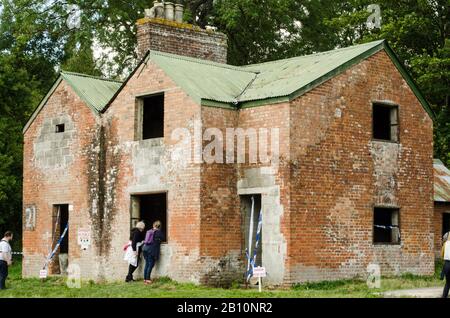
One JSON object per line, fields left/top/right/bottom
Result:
{"left": 22, "top": 81, "right": 103, "bottom": 279}
{"left": 23, "top": 47, "right": 434, "bottom": 285}
{"left": 101, "top": 60, "right": 204, "bottom": 282}
{"left": 434, "top": 203, "right": 450, "bottom": 257}
{"left": 199, "top": 107, "right": 241, "bottom": 286}
{"left": 136, "top": 18, "right": 228, "bottom": 63}
{"left": 288, "top": 50, "right": 434, "bottom": 283}
{"left": 236, "top": 103, "right": 291, "bottom": 285}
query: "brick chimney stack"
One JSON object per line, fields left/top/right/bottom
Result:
{"left": 137, "top": 1, "right": 228, "bottom": 64}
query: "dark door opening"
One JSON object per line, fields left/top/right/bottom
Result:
{"left": 443, "top": 213, "right": 450, "bottom": 237}
{"left": 240, "top": 194, "right": 262, "bottom": 269}
{"left": 53, "top": 204, "right": 69, "bottom": 275}
{"left": 131, "top": 193, "right": 167, "bottom": 242}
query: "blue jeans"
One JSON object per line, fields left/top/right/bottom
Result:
{"left": 143, "top": 252, "right": 156, "bottom": 280}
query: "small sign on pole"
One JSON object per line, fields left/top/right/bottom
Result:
{"left": 253, "top": 266, "right": 266, "bottom": 293}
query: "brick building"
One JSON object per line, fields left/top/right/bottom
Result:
{"left": 22, "top": 11, "right": 435, "bottom": 286}
{"left": 433, "top": 159, "right": 450, "bottom": 257}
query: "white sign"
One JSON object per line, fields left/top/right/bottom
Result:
{"left": 253, "top": 266, "right": 266, "bottom": 278}
{"left": 39, "top": 269, "right": 48, "bottom": 279}
{"left": 77, "top": 229, "right": 91, "bottom": 250}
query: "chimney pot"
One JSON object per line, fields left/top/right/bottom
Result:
{"left": 144, "top": 1, "right": 164, "bottom": 19}
{"left": 174, "top": 4, "right": 184, "bottom": 23}
{"left": 164, "top": 2, "right": 175, "bottom": 21}
{"left": 137, "top": 3, "right": 228, "bottom": 63}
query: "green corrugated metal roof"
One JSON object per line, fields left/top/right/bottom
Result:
{"left": 239, "top": 40, "right": 385, "bottom": 102}
{"left": 23, "top": 71, "right": 123, "bottom": 133}
{"left": 25, "top": 39, "right": 434, "bottom": 134}
{"left": 434, "top": 159, "right": 450, "bottom": 202}
{"left": 147, "top": 51, "right": 257, "bottom": 104}
{"left": 61, "top": 71, "right": 123, "bottom": 113}
{"left": 146, "top": 40, "right": 384, "bottom": 105}
{"left": 146, "top": 40, "right": 433, "bottom": 118}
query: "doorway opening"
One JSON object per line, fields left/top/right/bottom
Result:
{"left": 52, "top": 204, "right": 69, "bottom": 275}
{"left": 240, "top": 194, "right": 262, "bottom": 270}
{"left": 131, "top": 193, "right": 167, "bottom": 242}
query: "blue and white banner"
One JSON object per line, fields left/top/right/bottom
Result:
{"left": 246, "top": 203, "right": 262, "bottom": 282}
{"left": 43, "top": 222, "right": 69, "bottom": 270}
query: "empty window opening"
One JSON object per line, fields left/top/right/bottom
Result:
{"left": 240, "top": 194, "right": 262, "bottom": 268}
{"left": 52, "top": 204, "right": 69, "bottom": 275}
{"left": 443, "top": 213, "right": 450, "bottom": 237}
{"left": 55, "top": 124, "right": 65, "bottom": 133}
{"left": 373, "top": 207, "right": 400, "bottom": 244}
{"left": 140, "top": 94, "right": 164, "bottom": 140}
{"left": 373, "top": 103, "right": 399, "bottom": 142}
{"left": 131, "top": 193, "right": 167, "bottom": 242}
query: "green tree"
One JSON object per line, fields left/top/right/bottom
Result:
{"left": 0, "top": 49, "right": 56, "bottom": 246}
{"left": 311, "top": 0, "right": 450, "bottom": 165}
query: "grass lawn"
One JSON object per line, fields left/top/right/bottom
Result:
{"left": 0, "top": 259, "right": 445, "bottom": 298}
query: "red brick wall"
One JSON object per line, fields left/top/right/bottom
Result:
{"left": 22, "top": 81, "right": 100, "bottom": 278}
{"left": 23, "top": 48, "right": 435, "bottom": 285}
{"left": 136, "top": 18, "right": 228, "bottom": 63}
{"left": 199, "top": 103, "right": 291, "bottom": 285}
{"left": 237, "top": 103, "right": 291, "bottom": 285}
{"left": 199, "top": 107, "right": 240, "bottom": 285}
{"left": 288, "top": 50, "right": 434, "bottom": 282}
{"left": 102, "top": 60, "right": 204, "bottom": 282}
{"left": 434, "top": 202, "right": 450, "bottom": 257}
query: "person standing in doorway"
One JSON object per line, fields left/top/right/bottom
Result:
{"left": 125, "top": 222, "right": 146, "bottom": 282}
{"left": 442, "top": 232, "right": 450, "bottom": 298}
{"left": 143, "top": 221, "right": 164, "bottom": 285}
{"left": 0, "top": 231, "right": 13, "bottom": 290}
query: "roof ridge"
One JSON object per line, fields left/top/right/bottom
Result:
{"left": 149, "top": 50, "right": 258, "bottom": 74}
{"left": 242, "top": 40, "right": 386, "bottom": 69}
{"left": 61, "top": 70, "right": 123, "bottom": 84}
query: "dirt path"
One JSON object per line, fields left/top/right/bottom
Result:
{"left": 383, "top": 287, "right": 444, "bottom": 298}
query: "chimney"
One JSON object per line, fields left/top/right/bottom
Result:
{"left": 137, "top": 1, "right": 228, "bottom": 64}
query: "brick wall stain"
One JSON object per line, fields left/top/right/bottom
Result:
{"left": 85, "top": 122, "right": 120, "bottom": 257}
